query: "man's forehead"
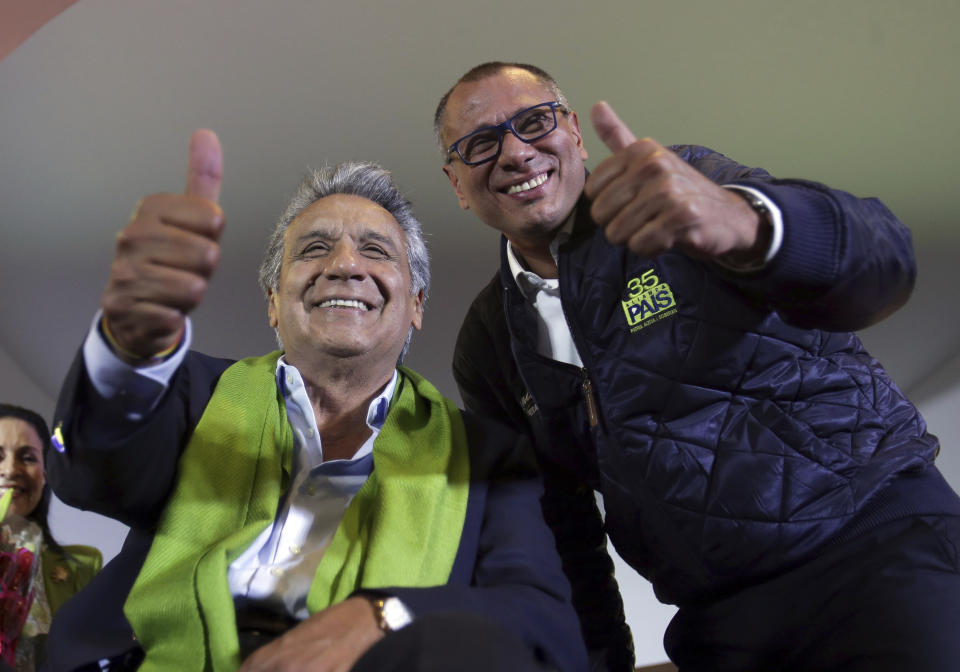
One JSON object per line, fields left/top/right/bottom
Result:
{"left": 291, "top": 194, "right": 394, "bottom": 226}
{"left": 286, "top": 195, "right": 404, "bottom": 243}
{"left": 449, "top": 73, "right": 554, "bottom": 126}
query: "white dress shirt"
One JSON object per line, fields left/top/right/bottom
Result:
{"left": 82, "top": 314, "right": 395, "bottom": 620}
{"left": 506, "top": 215, "right": 583, "bottom": 367}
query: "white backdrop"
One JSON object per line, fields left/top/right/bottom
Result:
{"left": 4, "top": 1, "right": 960, "bottom": 666}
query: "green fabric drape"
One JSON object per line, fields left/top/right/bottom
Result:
{"left": 124, "top": 352, "right": 470, "bottom": 671}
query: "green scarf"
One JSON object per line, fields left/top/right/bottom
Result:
{"left": 124, "top": 351, "right": 470, "bottom": 671}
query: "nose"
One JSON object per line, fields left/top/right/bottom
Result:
{"left": 0, "top": 453, "right": 15, "bottom": 478}
{"left": 324, "top": 242, "right": 366, "bottom": 280}
{"left": 496, "top": 130, "right": 536, "bottom": 169}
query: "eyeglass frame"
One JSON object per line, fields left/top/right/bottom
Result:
{"left": 446, "top": 101, "right": 569, "bottom": 166}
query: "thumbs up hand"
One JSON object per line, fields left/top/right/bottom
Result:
{"left": 584, "top": 101, "right": 766, "bottom": 261}
{"left": 101, "top": 130, "right": 225, "bottom": 363}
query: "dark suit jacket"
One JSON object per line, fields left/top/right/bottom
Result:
{"left": 43, "top": 350, "right": 587, "bottom": 671}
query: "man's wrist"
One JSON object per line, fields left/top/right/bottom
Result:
{"left": 716, "top": 185, "right": 783, "bottom": 272}
{"left": 83, "top": 311, "right": 187, "bottom": 420}
{"left": 100, "top": 317, "right": 184, "bottom": 366}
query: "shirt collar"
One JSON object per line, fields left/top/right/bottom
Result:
{"left": 506, "top": 207, "right": 577, "bottom": 296}
{"left": 275, "top": 356, "right": 397, "bottom": 432}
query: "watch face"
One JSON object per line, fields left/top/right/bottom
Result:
{"left": 382, "top": 597, "right": 413, "bottom": 630}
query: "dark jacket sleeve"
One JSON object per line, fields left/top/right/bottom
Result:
{"left": 452, "top": 284, "right": 532, "bottom": 430}
{"left": 375, "top": 414, "right": 589, "bottom": 672}
{"left": 673, "top": 144, "right": 916, "bottom": 331}
{"left": 540, "top": 476, "right": 635, "bottom": 672}
{"left": 47, "top": 348, "right": 232, "bottom": 529}
{"left": 452, "top": 297, "right": 632, "bottom": 672}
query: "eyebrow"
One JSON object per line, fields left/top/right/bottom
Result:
{"left": 2, "top": 445, "right": 42, "bottom": 458}
{"left": 361, "top": 230, "right": 401, "bottom": 251}
{"left": 463, "top": 102, "right": 546, "bottom": 136}
{"left": 292, "top": 230, "right": 336, "bottom": 249}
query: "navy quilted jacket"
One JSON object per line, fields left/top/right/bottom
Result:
{"left": 453, "top": 145, "right": 942, "bottom": 668}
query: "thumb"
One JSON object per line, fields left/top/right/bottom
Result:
{"left": 591, "top": 101, "right": 637, "bottom": 153}
{"left": 185, "top": 129, "right": 223, "bottom": 202}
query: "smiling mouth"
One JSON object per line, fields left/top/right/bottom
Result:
{"left": 505, "top": 172, "right": 549, "bottom": 195}
{"left": 317, "top": 298, "right": 372, "bottom": 311}
{"left": 0, "top": 485, "right": 25, "bottom": 497}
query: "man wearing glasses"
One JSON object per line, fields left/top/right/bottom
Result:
{"left": 435, "top": 61, "right": 960, "bottom": 671}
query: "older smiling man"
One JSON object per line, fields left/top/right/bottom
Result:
{"left": 43, "top": 130, "right": 586, "bottom": 672}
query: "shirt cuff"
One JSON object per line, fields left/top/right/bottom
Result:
{"left": 717, "top": 185, "right": 784, "bottom": 271}
{"left": 82, "top": 311, "right": 192, "bottom": 420}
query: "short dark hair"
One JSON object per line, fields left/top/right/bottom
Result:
{"left": 433, "top": 61, "right": 570, "bottom": 158}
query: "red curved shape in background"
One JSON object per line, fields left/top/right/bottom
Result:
{"left": 0, "top": 0, "right": 79, "bottom": 63}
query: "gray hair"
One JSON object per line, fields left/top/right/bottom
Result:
{"left": 258, "top": 161, "right": 430, "bottom": 364}
{"left": 433, "top": 61, "right": 571, "bottom": 160}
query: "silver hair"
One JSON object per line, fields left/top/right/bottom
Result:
{"left": 433, "top": 61, "right": 571, "bottom": 160}
{"left": 257, "top": 161, "right": 430, "bottom": 364}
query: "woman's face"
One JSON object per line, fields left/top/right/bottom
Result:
{"left": 0, "top": 417, "right": 46, "bottom": 518}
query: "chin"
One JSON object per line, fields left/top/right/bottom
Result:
{"left": 11, "top": 502, "right": 35, "bottom": 519}
{"left": 317, "top": 339, "right": 372, "bottom": 360}
{"left": 517, "top": 215, "right": 565, "bottom": 239}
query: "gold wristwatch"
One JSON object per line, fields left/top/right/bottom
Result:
{"left": 370, "top": 595, "right": 413, "bottom": 632}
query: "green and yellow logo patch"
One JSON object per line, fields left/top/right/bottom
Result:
{"left": 621, "top": 269, "right": 677, "bottom": 333}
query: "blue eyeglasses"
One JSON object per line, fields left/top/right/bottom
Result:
{"left": 447, "top": 101, "right": 567, "bottom": 166}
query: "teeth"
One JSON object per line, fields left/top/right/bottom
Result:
{"left": 507, "top": 173, "right": 548, "bottom": 195}
{"left": 319, "top": 298, "right": 369, "bottom": 310}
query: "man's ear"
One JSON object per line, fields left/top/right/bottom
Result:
{"left": 568, "top": 110, "right": 588, "bottom": 161}
{"left": 411, "top": 289, "right": 424, "bottom": 331}
{"left": 267, "top": 289, "right": 279, "bottom": 329}
{"left": 442, "top": 164, "right": 471, "bottom": 210}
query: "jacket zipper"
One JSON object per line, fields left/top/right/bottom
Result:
{"left": 500, "top": 234, "right": 600, "bottom": 429}
{"left": 582, "top": 373, "right": 599, "bottom": 427}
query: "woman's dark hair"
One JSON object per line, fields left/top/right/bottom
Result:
{"left": 0, "top": 403, "right": 67, "bottom": 556}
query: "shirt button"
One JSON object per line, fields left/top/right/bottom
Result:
{"left": 286, "top": 375, "right": 296, "bottom": 387}
{"left": 305, "top": 485, "right": 317, "bottom": 496}
{"left": 306, "top": 428, "right": 315, "bottom": 438}
{"left": 289, "top": 544, "right": 302, "bottom": 555}
{"left": 271, "top": 567, "right": 284, "bottom": 578}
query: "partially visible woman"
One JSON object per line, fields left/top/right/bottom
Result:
{"left": 0, "top": 404, "right": 101, "bottom": 671}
